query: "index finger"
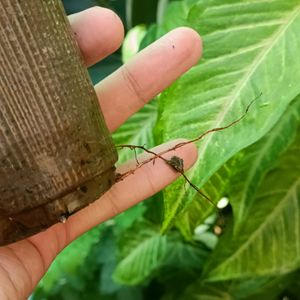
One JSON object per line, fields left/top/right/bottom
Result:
{"left": 96, "top": 27, "right": 202, "bottom": 132}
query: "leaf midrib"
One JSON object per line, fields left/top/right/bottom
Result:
{"left": 199, "top": 5, "right": 300, "bottom": 156}
{"left": 193, "top": 4, "right": 300, "bottom": 181}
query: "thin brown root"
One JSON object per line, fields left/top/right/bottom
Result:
{"left": 116, "top": 94, "right": 262, "bottom": 209}
{"left": 116, "top": 145, "right": 165, "bottom": 181}
{"left": 172, "top": 92, "right": 262, "bottom": 150}
{"left": 116, "top": 144, "right": 216, "bottom": 208}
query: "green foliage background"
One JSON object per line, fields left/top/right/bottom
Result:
{"left": 32, "top": 0, "right": 300, "bottom": 299}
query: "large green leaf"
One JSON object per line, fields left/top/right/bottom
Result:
{"left": 157, "top": 0, "right": 300, "bottom": 231}
{"left": 203, "top": 127, "right": 300, "bottom": 281}
{"left": 113, "top": 221, "right": 209, "bottom": 285}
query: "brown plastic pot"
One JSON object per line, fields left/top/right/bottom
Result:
{"left": 0, "top": 1, "right": 118, "bottom": 246}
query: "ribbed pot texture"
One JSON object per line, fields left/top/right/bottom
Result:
{"left": 0, "top": 0, "right": 118, "bottom": 246}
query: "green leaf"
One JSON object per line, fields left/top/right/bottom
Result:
{"left": 113, "top": 221, "right": 209, "bottom": 285}
{"left": 113, "top": 223, "right": 168, "bottom": 285}
{"left": 113, "top": 101, "right": 157, "bottom": 164}
{"left": 229, "top": 97, "right": 300, "bottom": 232}
{"left": 158, "top": 1, "right": 189, "bottom": 30}
{"left": 175, "top": 192, "right": 216, "bottom": 240}
{"left": 114, "top": 203, "right": 147, "bottom": 233}
{"left": 98, "top": 228, "right": 120, "bottom": 295}
{"left": 162, "top": 235, "right": 210, "bottom": 272}
{"left": 203, "top": 127, "right": 300, "bottom": 281}
{"left": 285, "top": 271, "right": 300, "bottom": 299}
{"left": 139, "top": 24, "right": 161, "bottom": 51}
{"left": 181, "top": 273, "right": 295, "bottom": 300}
{"left": 122, "top": 25, "right": 147, "bottom": 63}
{"left": 37, "top": 225, "right": 103, "bottom": 291}
{"left": 157, "top": 0, "right": 300, "bottom": 231}
{"left": 181, "top": 281, "right": 234, "bottom": 300}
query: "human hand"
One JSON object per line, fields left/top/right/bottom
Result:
{"left": 0, "top": 7, "right": 201, "bottom": 299}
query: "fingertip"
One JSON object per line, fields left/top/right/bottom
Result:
{"left": 69, "top": 7, "right": 124, "bottom": 66}
{"left": 166, "top": 27, "right": 202, "bottom": 67}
